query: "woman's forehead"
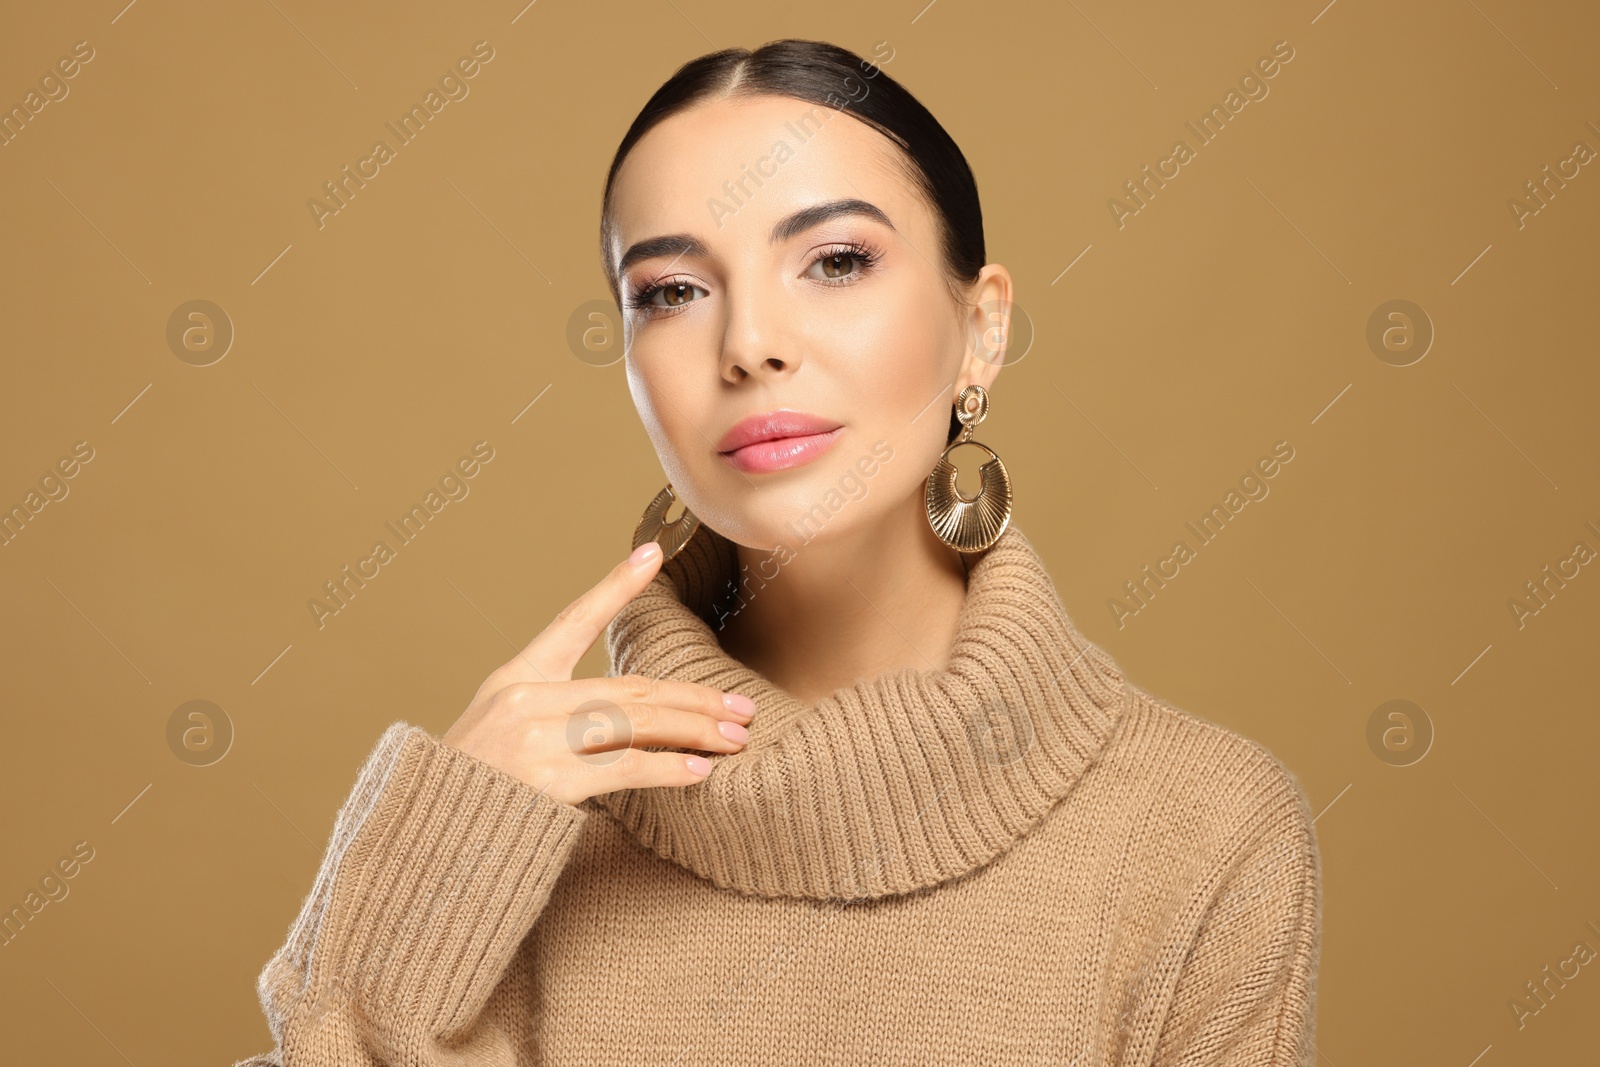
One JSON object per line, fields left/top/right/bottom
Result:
{"left": 608, "top": 95, "right": 920, "bottom": 253}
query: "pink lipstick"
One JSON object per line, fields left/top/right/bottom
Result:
{"left": 717, "top": 410, "right": 844, "bottom": 474}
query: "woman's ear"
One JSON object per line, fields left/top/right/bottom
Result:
{"left": 954, "top": 262, "right": 1014, "bottom": 396}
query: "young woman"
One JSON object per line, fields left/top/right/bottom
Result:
{"left": 240, "top": 38, "right": 1320, "bottom": 1067}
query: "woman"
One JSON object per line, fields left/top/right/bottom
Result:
{"left": 240, "top": 39, "right": 1320, "bottom": 1066}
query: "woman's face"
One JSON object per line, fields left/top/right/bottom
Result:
{"left": 606, "top": 93, "right": 1007, "bottom": 552}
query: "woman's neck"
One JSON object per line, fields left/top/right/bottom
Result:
{"left": 714, "top": 497, "right": 971, "bottom": 708}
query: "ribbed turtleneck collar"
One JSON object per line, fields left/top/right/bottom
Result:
{"left": 593, "top": 522, "right": 1131, "bottom": 901}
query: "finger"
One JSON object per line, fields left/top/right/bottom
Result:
{"left": 571, "top": 701, "right": 750, "bottom": 756}
{"left": 577, "top": 674, "right": 756, "bottom": 724}
{"left": 581, "top": 746, "right": 715, "bottom": 795}
{"left": 513, "top": 542, "right": 664, "bottom": 682}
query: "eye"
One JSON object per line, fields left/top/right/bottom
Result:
{"left": 626, "top": 278, "right": 707, "bottom": 316}
{"left": 805, "top": 243, "right": 880, "bottom": 283}
{"left": 625, "top": 241, "right": 882, "bottom": 321}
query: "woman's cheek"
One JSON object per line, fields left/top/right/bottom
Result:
{"left": 624, "top": 364, "right": 681, "bottom": 464}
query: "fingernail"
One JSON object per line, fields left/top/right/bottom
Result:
{"left": 630, "top": 541, "right": 661, "bottom": 565}
{"left": 718, "top": 720, "right": 749, "bottom": 743}
{"left": 685, "top": 754, "right": 712, "bottom": 776}
{"left": 722, "top": 692, "right": 755, "bottom": 718}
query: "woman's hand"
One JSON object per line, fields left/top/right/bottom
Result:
{"left": 441, "top": 541, "right": 755, "bottom": 806}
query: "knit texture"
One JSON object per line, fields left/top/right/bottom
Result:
{"left": 239, "top": 523, "right": 1321, "bottom": 1066}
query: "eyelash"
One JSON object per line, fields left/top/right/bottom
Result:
{"left": 624, "top": 241, "right": 882, "bottom": 318}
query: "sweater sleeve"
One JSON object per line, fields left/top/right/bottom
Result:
{"left": 233, "top": 721, "right": 589, "bottom": 1067}
{"left": 1151, "top": 767, "right": 1322, "bottom": 1067}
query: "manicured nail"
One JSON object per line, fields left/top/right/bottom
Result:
{"left": 630, "top": 541, "right": 661, "bottom": 565}
{"left": 685, "top": 754, "right": 712, "bottom": 776}
{"left": 722, "top": 692, "right": 755, "bottom": 718}
{"left": 718, "top": 720, "right": 749, "bottom": 743}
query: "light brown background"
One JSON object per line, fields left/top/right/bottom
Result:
{"left": 2, "top": 0, "right": 1597, "bottom": 1063}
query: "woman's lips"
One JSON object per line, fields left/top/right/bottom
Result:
{"left": 720, "top": 426, "right": 844, "bottom": 473}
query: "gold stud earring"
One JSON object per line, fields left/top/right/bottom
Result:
{"left": 924, "top": 384, "right": 1013, "bottom": 553}
{"left": 632, "top": 482, "right": 701, "bottom": 561}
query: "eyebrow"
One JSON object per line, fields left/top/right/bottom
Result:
{"left": 616, "top": 198, "right": 896, "bottom": 277}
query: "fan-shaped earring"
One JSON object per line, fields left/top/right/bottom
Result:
{"left": 924, "top": 385, "right": 1013, "bottom": 553}
{"left": 632, "top": 482, "right": 701, "bottom": 561}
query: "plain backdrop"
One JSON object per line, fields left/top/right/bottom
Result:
{"left": 0, "top": 1, "right": 1596, "bottom": 1063}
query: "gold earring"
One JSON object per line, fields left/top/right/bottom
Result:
{"left": 632, "top": 482, "right": 701, "bottom": 561}
{"left": 925, "top": 384, "right": 1012, "bottom": 553}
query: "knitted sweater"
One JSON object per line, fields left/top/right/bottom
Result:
{"left": 238, "top": 523, "right": 1321, "bottom": 1066}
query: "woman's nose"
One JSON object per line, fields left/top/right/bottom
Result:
{"left": 718, "top": 280, "right": 799, "bottom": 382}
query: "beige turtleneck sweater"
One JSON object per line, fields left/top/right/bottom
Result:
{"left": 237, "top": 524, "right": 1321, "bottom": 1066}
